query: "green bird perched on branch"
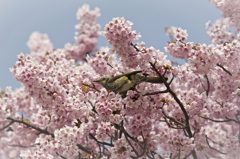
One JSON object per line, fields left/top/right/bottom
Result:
{"left": 94, "top": 71, "right": 167, "bottom": 97}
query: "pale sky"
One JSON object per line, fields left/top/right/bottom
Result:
{"left": 0, "top": 0, "right": 221, "bottom": 89}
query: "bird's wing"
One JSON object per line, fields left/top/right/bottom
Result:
{"left": 107, "top": 76, "right": 129, "bottom": 91}
{"left": 108, "top": 71, "right": 142, "bottom": 83}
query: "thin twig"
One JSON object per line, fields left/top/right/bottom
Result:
{"left": 149, "top": 62, "right": 197, "bottom": 159}
{"left": 0, "top": 120, "right": 14, "bottom": 131}
{"left": 9, "top": 143, "right": 40, "bottom": 148}
{"left": 82, "top": 83, "right": 100, "bottom": 92}
{"left": 130, "top": 43, "right": 140, "bottom": 52}
{"left": 113, "top": 122, "right": 136, "bottom": 141}
{"left": 178, "top": 148, "right": 181, "bottom": 159}
{"left": 76, "top": 144, "right": 92, "bottom": 154}
{"left": 89, "top": 133, "right": 114, "bottom": 147}
{"left": 200, "top": 116, "right": 240, "bottom": 124}
{"left": 150, "top": 63, "right": 191, "bottom": 133}
{"left": 56, "top": 152, "right": 68, "bottom": 159}
{"left": 238, "top": 124, "right": 240, "bottom": 141}
{"left": 205, "top": 154, "right": 210, "bottom": 159}
{"left": 182, "top": 151, "right": 192, "bottom": 159}
{"left": 164, "top": 117, "right": 186, "bottom": 130}
{"left": 162, "top": 110, "right": 186, "bottom": 128}
{"left": 139, "top": 133, "right": 147, "bottom": 157}
{"left": 205, "top": 135, "right": 227, "bottom": 155}
{"left": 123, "top": 129, "right": 139, "bottom": 158}
{"left": 216, "top": 63, "right": 232, "bottom": 76}
{"left": 235, "top": 113, "right": 240, "bottom": 121}
{"left": 88, "top": 100, "right": 98, "bottom": 114}
{"left": 225, "top": 117, "right": 240, "bottom": 124}
{"left": 7, "top": 117, "right": 54, "bottom": 138}
{"left": 120, "top": 121, "right": 142, "bottom": 158}
{"left": 97, "top": 141, "right": 102, "bottom": 158}
{"left": 107, "top": 63, "right": 113, "bottom": 68}
{"left": 168, "top": 76, "right": 174, "bottom": 85}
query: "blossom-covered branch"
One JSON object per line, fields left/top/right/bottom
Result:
{"left": 1, "top": 2, "right": 240, "bottom": 159}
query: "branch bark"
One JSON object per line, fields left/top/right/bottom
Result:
{"left": 6, "top": 117, "right": 54, "bottom": 138}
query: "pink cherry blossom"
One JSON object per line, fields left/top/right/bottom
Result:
{"left": 1, "top": 2, "right": 240, "bottom": 159}
{"left": 65, "top": 4, "right": 101, "bottom": 62}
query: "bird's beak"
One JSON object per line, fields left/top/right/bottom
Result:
{"left": 93, "top": 79, "right": 101, "bottom": 83}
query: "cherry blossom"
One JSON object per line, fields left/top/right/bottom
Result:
{"left": 1, "top": 2, "right": 240, "bottom": 159}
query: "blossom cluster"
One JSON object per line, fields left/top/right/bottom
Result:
{"left": 206, "top": 18, "right": 236, "bottom": 44}
{"left": 164, "top": 27, "right": 193, "bottom": 59}
{"left": 65, "top": 4, "right": 101, "bottom": 62}
{"left": 1, "top": 2, "right": 240, "bottom": 159}
{"left": 27, "top": 32, "right": 54, "bottom": 62}
{"left": 209, "top": 0, "right": 240, "bottom": 32}
{"left": 103, "top": 17, "right": 142, "bottom": 68}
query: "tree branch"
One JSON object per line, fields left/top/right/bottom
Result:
{"left": 204, "top": 74, "right": 210, "bottom": 96}
{"left": 89, "top": 133, "right": 114, "bottom": 147}
{"left": 56, "top": 152, "right": 68, "bottom": 159}
{"left": 76, "top": 144, "right": 92, "bottom": 154}
{"left": 123, "top": 128, "right": 139, "bottom": 158}
{"left": 0, "top": 120, "right": 14, "bottom": 131}
{"left": 200, "top": 116, "right": 240, "bottom": 124}
{"left": 130, "top": 43, "right": 140, "bottom": 52}
{"left": 205, "top": 135, "right": 227, "bottom": 155}
{"left": 9, "top": 143, "right": 40, "bottom": 148}
{"left": 6, "top": 117, "right": 54, "bottom": 138}
{"left": 164, "top": 117, "right": 186, "bottom": 130}
{"left": 216, "top": 63, "right": 232, "bottom": 76}
{"left": 149, "top": 61, "right": 197, "bottom": 159}
{"left": 162, "top": 110, "right": 186, "bottom": 128}
{"left": 182, "top": 151, "right": 192, "bottom": 159}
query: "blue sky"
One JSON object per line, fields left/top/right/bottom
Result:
{"left": 0, "top": 0, "right": 221, "bottom": 89}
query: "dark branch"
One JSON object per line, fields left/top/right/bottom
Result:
{"left": 88, "top": 100, "right": 98, "bottom": 114}
{"left": 76, "top": 144, "right": 92, "bottom": 154}
{"left": 168, "top": 76, "right": 174, "bottom": 85}
{"left": 130, "top": 43, "right": 140, "bottom": 52}
{"left": 113, "top": 122, "right": 136, "bottom": 141}
{"left": 7, "top": 117, "right": 54, "bottom": 138}
{"left": 205, "top": 135, "right": 227, "bottom": 155}
{"left": 119, "top": 121, "right": 147, "bottom": 158}
{"left": 123, "top": 128, "right": 139, "bottom": 158}
{"left": 225, "top": 117, "right": 240, "bottom": 124}
{"left": 216, "top": 63, "right": 232, "bottom": 76}
{"left": 89, "top": 133, "right": 114, "bottom": 147}
{"left": 200, "top": 116, "right": 240, "bottom": 124}
{"left": 204, "top": 74, "right": 210, "bottom": 96}
{"left": 164, "top": 117, "right": 186, "bottom": 130}
{"left": 182, "top": 152, "right": 192, "bottom": 159}
{"left": 162, "top": 110, "right": 186, "bottom": 128}
{"left": 0, "top": 120, "right": 14, "bottom": 131}
{"left": 150, "top": 63, "right": 191, "bottom": 133}
{"left": 107, "top": 63, "right": 113, "bottom": 68}
{"left": 138, "top": 133, "right": 148, "bottom": 157}
{"left": 56, "top": 152, "right": 68, "bottom": 159}
{"left": 149, "top": 61, "right": 197, "bottom": 159}
{"left": 9, "top": 143, "right": 40, "bottom": 148}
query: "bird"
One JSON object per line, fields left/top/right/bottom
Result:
{"left": 93, "top": 71, "right": 166, "bottom": 97}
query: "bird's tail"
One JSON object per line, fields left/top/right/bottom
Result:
{"left": 145, "top": 77, "right": 167, "bottom": 83}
